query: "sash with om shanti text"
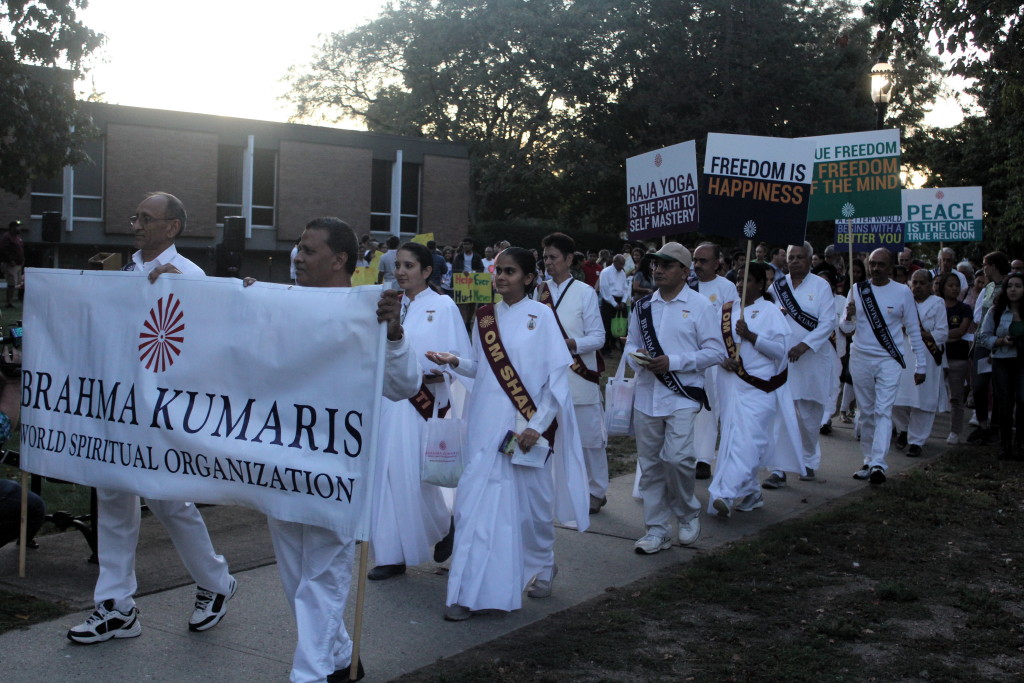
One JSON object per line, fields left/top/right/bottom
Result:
{"left": 633, "top": 293, "right": 710, "bottom": 410}
{"left": 774, "top": 277, "right": 837, "bottom": 350}
{"left": 720, "top": 302, "right": 789, "bottom": 393}
{"left": 857, "top": 281, "right": 906, "bottom": 368}
{"left": 476, "top": 304, "right": 557, "bottom": 442}
{"left": 538, "top": 280, "right": 604, "bottom": 384}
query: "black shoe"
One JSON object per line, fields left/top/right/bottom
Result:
{"left": 868, "top": 465, "right": 886, "bottom": 485}
{"left": 966, "top": 427, "right": 991, "bottom": 445}
{"left": 433, "top": 520, "right": 455, "bottom": 563}
{"left": 907, "top": 444, "right": 922, "bottom": 457}
{"left": 895, "top": 431, "right": 908, "bottom": 450}
{"left": 820, "top": 422, "right": 833, "bottom": 436}
{"left": 327, "top": 658, "right": 364, "bottom": 682}
{"left": 852, "top": 465, "right": 870, "bottom": 480}
{"left": 695, "top": 462, "right": 712, "bottom": 480}
{"left": 367, "top": 564, "right": 406, "bottom": 581}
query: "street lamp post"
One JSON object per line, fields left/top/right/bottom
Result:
{"left": 870, "top": 58, "right": 894, "bottom": 129}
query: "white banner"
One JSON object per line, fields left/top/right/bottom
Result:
{"left": 19, "top": 269, "right": 387, "bottom": 539}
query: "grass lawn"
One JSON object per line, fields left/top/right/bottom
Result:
{"left": 399, "top": 445, "right": 1024, "bottom": 682}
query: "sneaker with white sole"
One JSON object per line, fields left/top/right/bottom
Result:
{"left": 799, "top": 468, "right": 816, "bottom": 482}
{"left": 946, "top": 432, "right": 960, "bottom": 445}
{"left": 762, "top": 472, "right": 786, "bottom": 489}
{"left": 634, "top": 533, "right": 673, "bottom": 555}
{"left": 852, "top": 465, "right": 870, "bottom": 480}
{"left": 67, "top": 600, "right": 142, "bottom": 644}
{"left": 712, "top": 498, "right": 731, "bottom": 518}
{"left": 189, "top": 576, "right": 237, "bottom": 632}
{"left": 677, "top": 516, "right": 701, "bottom": 546}
{"left": 736, "top": 491, "right": 764, "bottom": 512}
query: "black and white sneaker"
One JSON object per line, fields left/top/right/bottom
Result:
{"left": 852, "top": 465, "right": 870, "bottom": 480}
{"left": 189, "top": 576, "right": 237, "bottom": 632}
{"left": 67, "top": 599, "right": 142, "bottom": 644}
{"left": 868, "top": 465, "right": 886, "bottom": 485}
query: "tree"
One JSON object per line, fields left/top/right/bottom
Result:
{"left": 870, "top": 0, "right": 1024, "bottom": 254}
{"left": 0, "top": 0, "right": 103, "bottom": 196}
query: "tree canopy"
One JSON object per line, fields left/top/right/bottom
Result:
{"left": 287, "top": 0, "right": 938, "bottom": 232}
{"left": 1, "top": 0, "right": 103, "bottom": 196}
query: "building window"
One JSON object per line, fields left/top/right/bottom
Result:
{"left": 370, "top": 159, "right": 420, "bottom": 234}
{"left": 216, "top": 145, "right": 276, "bottom": 228}
{"left": 30, "top": 136, "right": 104, "bottom": 220}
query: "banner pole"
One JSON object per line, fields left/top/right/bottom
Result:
{"left": 739, "top": 239, "right": 753, "bottom": 322}
{"left": 18, "top": 470, "right": 29, "bottom": 578}
{"left": 349, "top": 540, "right": 371, "bottom": 680}
{"left": 847, "top": 218, "right": 854, "bottom": 291}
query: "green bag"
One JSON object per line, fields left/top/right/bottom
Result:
{"left": 611, "top": 312, "right": 628, "bottom": 339}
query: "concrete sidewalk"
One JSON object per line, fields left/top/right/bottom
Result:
{"left": 0, "top": 415, "right": 953, "bottom": 682}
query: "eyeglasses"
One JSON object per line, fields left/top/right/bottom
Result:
{"left": 129, "top": 214, "right": 174, "bottom": 228}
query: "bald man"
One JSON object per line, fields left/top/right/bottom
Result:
{"left": 840, "top": 248, "right": 927, "bottom": 485}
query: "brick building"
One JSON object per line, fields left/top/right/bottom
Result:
{"left": 0, "top": 102, "right": 471, "bottom": 280}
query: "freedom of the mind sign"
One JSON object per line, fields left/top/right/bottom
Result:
{"left": 699, "top": 133, "right": 815, "bottom": 246}
{"left": 19, "top": 270, "right": 388, "bottom": 538}
{"left": 903, "top": 187, "right": 983, "bottom": 242}
{"left": 626, "top": 140, "right": 699, "bottom": 240}
{"left": 805, "top": 129, "right": 902, "bottom": 221}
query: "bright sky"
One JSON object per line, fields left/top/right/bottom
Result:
{"left": 76, "top": 0, "right": 964, "bottom": 130}
{"left": 78, "top": 0, "right": 387, "bottom": 125}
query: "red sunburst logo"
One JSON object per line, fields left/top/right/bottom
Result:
{"left": 439, "top": 440, "right": 447, "bottom": 450}
{"left": 139, "top": 294, "right": 185, "bottom": 372}
{"left": 654, "top": 153, "right": 663, "bottom": 167}
{"left": 935, "top": 190, "right": 944, "bottom": 199}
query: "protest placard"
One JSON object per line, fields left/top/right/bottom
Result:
{"left": 833, "top": 216, "right": 904, "bottom": 251}
{"left": 805, "top": 129, "right": 902, "bottom": 221}
{"left": 453, "top": 272, "right": 497, "bottom": 304}
{"left": 699, "top": 133, "right": 815, "bottom": 246}
{"left": 20, "top": 270, "right": 387, "bottom": 539}
{"left": 626, "top": 140, "right": 700, "bottom": 240}
{"left": 903, "top": 187, "right": 983, "bottom": 242}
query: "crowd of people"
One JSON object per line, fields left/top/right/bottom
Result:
{"left": 24, "top": 198, "right": 1019, "bottom": 683}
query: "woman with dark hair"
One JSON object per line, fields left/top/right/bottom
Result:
{"left": 709, "top": 262, "right": 801, "bottom": 517}
{"left": 978, "top": 271, "right": 1024, "bottom": 459}
{"left": 631, "top": 253, "right": 655, "bottom": 300}
{"left": 440, "top": 246, "right": 455, "bottom": 297}
{"left": 367, "top": 242, "right": 471, "bottom": 580}
{"left": 427, "top": 247, "right": 588, "bottom": 620}
{"left": 939, "top": 272, "right": 972, "bottom": 444}
{"left": 851, "top": 258, "right": 866, "bottom": 284}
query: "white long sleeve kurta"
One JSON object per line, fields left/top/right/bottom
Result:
{"left": 371, "top": 289, "right": 471, "bottom": 566}
{"left": 775, "top": 273, "right": 838, "bottom": 406}
{"left": 446, "top": 298, "right": 589, "bottom": 612}
{"left": 711, "top": 298, "right": 803, "bottom": 509}
{"left": 894, "top": 294, "right": 949, "bottom": 412}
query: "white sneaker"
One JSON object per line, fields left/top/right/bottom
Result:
{"left": 67, "top": 600, "right": 141, "bottom": 644}
{"left": 736, "top": 491, "right": 765, "bottom": 512}
{"left": 712, "top": 498, "right": 731, "bottom": 518}
{"left": 677, "top": 516, "right": 701, "bottom": 546}
{"left": 947, "top": 432, "right": 960, "bottom": 445}
{"left": 968, "top": 415, "right": 980, "bottom": 427}
{"left": 634, "top": 533, "right": 673, "bottom": 555}
{"left": 189, "top": 576, "right": 237, "bottom": 632}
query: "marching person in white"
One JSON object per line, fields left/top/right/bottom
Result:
{"left": 536, "top": 232, "right": 608, "bottom": 513}
{"left": 367, "top": 242, "right": 471, "bottom": 581}
{"left": 762, "top": 242, "right": 837, "bottom": 489}
{"left": 68, "top": 192, "right": 237, "bottom": 644}
{"left": 840, "top": 248, "right": 927, "bottom": 485}
{"left": 428, "top": 247, "right": 588, "bottom": 621}
{"left": 892, "top": 269, "right": 949, "bottom": 457}
{"left": 710, "top": 262, "right": 802, "bottom": 517}
{"left": 689, "top": 242, "right": 739, "bottom": 480}
{"left": 625, "top": 243, "right": 726, "bottom": 553}
{"left": 268, "top": 217, "right": 419, "bottom": 683}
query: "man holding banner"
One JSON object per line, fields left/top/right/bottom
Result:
{"left": 270, "top": 217, "right": 419, "bottom": 683}
{"left": 762, "top": 241, "right": 837, "bottom": 489}
{"left": 68, "top": 192, "right": 238, "bottom": 645}
{"left": 840, "top": 248, "right": 926, "bottom": 485}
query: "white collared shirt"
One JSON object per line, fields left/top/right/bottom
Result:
{"left": 127, "top": 244, "right": 204, "bottom": 276}
{"left": 598, "top": 265, "right": 627, "bottom": 306}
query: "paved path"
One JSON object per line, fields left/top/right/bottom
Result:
{"left": 0, "top": 414, "right": 953, "bottom": 681}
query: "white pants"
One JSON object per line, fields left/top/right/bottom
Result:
{"left": 794, "top": 399, "right": 824, "bottom": 471}
{"left": 574, "top": 402, "right": 609, "bottom": 498}
{"left": 850, "top": 353, "right": 902, "bottom": 470}
{"left": 268, "top": 518, "right": 355, "bottom": 683}
{"left": 634, "top": 406, "right": 700, "bottom": 537}
{"left": 892, "top": 406, "right": 937, "bottom": 447}
{"left": 95, "top": 489, "right": 231, "bottom": 612}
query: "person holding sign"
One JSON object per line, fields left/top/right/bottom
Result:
{"left": 536, "top": 232, "right": 608, "bottom": 514}
{"left": 68, "top": 192, "right": 238, "bottom": 645}
{"left": 427, "top": 247, "right": 588, "bottom": 621}
{"left": 709, "top": 263, "right": 801, "bottom": 517}
{"left": 625, "top": 243, "right": 726, "bottom": 553}
{"left": 762, "top": 242, "right": 837, "bottom": 489}
{"left": 840, "top": 249, "right": 926, "bottom": 485}
{"left": 690, "top": 242, "right": 740, "bottom": 480}
{"left": 269, "top": 217, "right": 419, "bottom": 683}
{"left": 367, "top": 242, "right": 471, "bottom": 581}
